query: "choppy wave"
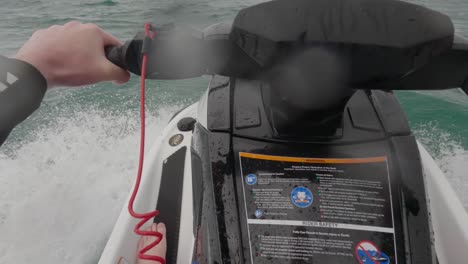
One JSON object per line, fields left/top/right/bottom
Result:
{"left": 82, "top": 0, "right": 118, "bottom": 7}
{"left": 0, "top": 106, "right": 179, "bottom": 264}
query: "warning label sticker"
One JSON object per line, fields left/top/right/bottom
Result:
{"left": 239, "top": 152, "right": 397, "bottom": 264}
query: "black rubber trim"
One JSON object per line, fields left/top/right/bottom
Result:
{"left": 191, "top": 149, "right": 203, "bottom": 236}
{"left": 462, "top": 78, "right": 468, "bottom": 95}
{"left": 154, "top": 146, "right": 187, "bottom": 264}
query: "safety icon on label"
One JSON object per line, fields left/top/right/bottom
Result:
{"left": 290, "top": 186, "right": 313, "bottom": 208}
{"left": 355, "top": 241, "right": 390, "bottom": 264}
{"left": 245, "top": 174, "right": 257, "bottom": 185}
{"left": 255, "top": 209, "right": 264, "bottom": 218}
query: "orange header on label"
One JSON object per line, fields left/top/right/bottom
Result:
{"left": 239, "top": 152, "right": 386, "bottom": 164}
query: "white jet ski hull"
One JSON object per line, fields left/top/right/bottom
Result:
{"left": 99, "top": 95, "right": 468, "bottom": 264}
{"left": 99, "top": 103, "right": 199, "bottom": 264}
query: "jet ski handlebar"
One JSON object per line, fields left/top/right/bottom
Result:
{"left": 104, "top": 23, "right": 258, "bottom": 80}
{"left": 105, "top": 0, "right": 468, "bottom": 94}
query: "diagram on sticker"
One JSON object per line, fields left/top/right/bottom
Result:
{"left": 355, "top": 241, "right": 390, "bottom": 264}
{"left": 291, "top": 186, "right": 313, "bottom": 208}
{"left": 245, "top": 174, "right": 257, "bottom": 185}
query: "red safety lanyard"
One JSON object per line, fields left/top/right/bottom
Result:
{"left": 127, "top": 23, "right": 165, "bottom": 264}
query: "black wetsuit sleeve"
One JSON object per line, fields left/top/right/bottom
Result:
{"left": 0, "top": 56, "right": 47, "bottom": 146}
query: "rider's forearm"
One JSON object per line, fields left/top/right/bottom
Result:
{"left": 0, "top": 55, "right": 47, "bottom": 146}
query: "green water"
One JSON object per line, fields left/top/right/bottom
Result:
{"left": 0, "top": 0, "right": 467, "bottom": 263}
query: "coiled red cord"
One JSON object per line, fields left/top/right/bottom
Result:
{"left": 128, "top": 23, "right": 165, "bottom": 264}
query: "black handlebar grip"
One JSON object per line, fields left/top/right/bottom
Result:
{"left": 104, "top": 45, "right": 127, "bottom": 70}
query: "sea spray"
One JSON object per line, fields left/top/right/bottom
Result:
{"left": 0, "top": 106, "right": 180, "bottom": 264}
{"left": 415, "top": 123, "right": 468, "bottom": 209}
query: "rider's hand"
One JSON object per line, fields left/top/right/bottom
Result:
{"left": 14, "top": 21, "right": 130, "bottom": 88}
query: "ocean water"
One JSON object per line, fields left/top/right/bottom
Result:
{"left": 0, "top": 0, "right": 467, "bottom": 263}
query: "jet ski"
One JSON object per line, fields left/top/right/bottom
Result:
{"left": 99, "top": 0, "right": 468, "bottom": 263}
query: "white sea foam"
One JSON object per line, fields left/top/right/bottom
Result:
{"left": 436, "top": 146, "right": 468, "bottom": 208}
{"left": 0, "top": 106, "right": 178, "bottom": 264}
{"left": 415, "top": 124, "right": 468, "bottom": 209}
